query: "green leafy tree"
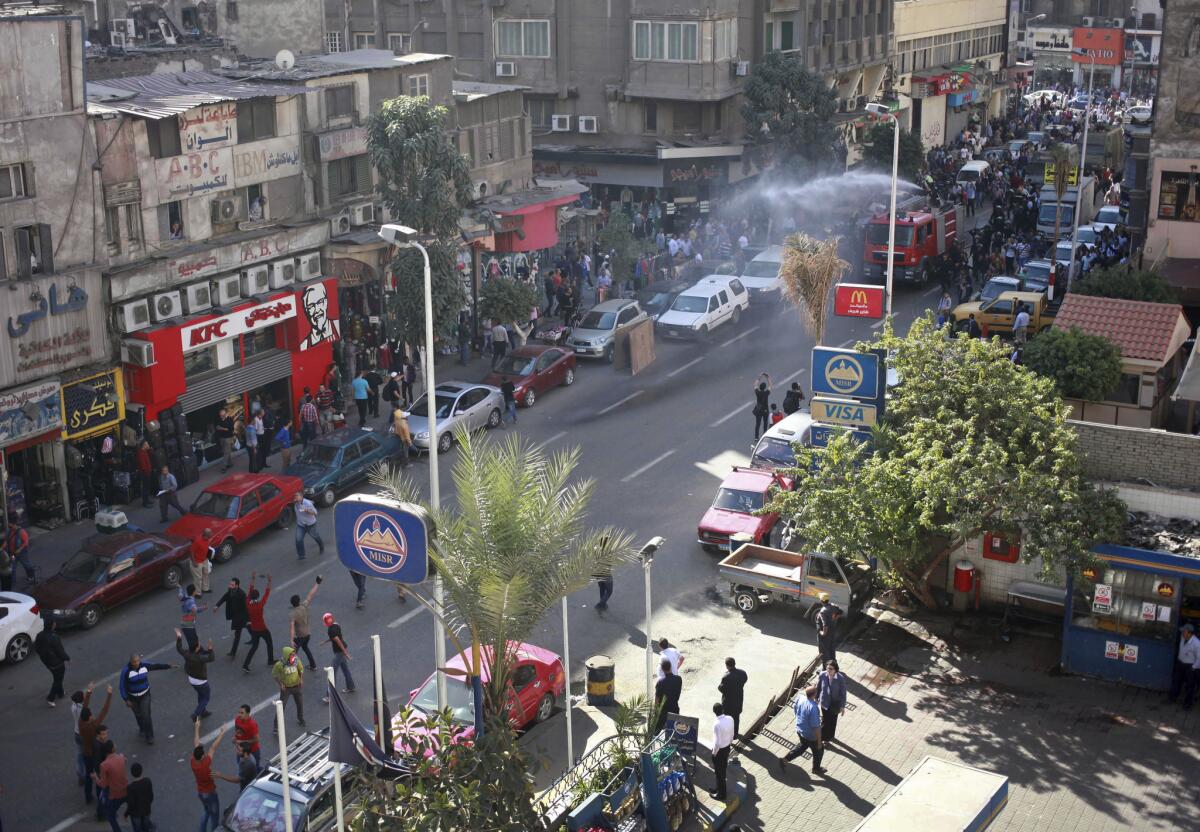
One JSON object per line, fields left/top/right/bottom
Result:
{"left": 860, "top": 122, "right": 926, "bottom": 183}
{"left": 368, "top": 97, "right": 474, "bottom": 346}
{"left": 1024, "top": 327, "right": 1123, "bottom": 401}
{"left": 597, "top": 215, "right": 639, "bottom": 287}
{"left": 766, "top": 318, "right": 1126, "bottom": 608}
{"left": 741, "top": 50, "right": 840, "bottom": 173}
{"left": 1072, "top": 264, "right": 1178, "bottom": 303}
{"left": 479, "top": 276, "right": 539, "bottom": 330}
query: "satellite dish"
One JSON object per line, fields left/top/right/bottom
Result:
{"left": 275, "top": 49, "right": 296, "bottom": 70}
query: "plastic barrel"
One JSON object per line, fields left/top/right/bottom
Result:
{"left": 584, "top": 654, "right": 616, "bottom": 706}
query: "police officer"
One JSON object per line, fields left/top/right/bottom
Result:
{"left": 813, "top": 594, "right": 843, "bottom": 664}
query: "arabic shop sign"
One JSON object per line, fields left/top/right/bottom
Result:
{"left": 155, "top": 147, "right": 234, "bottom": 202}
{"left": 664, "top": 160, "right": 727, "bottom": 189}
{"left": 0, "top": 379, "right": 62, "bottom": 448}
{"left": 179, "top": 104, "right": 238, "bottom": 152}
{"left": 61, "top": 368, "right": 125, "bottom": 440}
{"left": 6, "top": 282, "right": 89, "bottom": 338}
{"left": 1, "top": 274, "right": 108, "bottom": 388}
{"left": 233, "top": 136, "right": 303, "bottom": 187}
{"left": 180, "top": 294, "right": 298, "bottom": 352}
{"left": 1026, "top": 27, "right": 1073, "bottom": 53}
{"left": 318, "top": 126, "right": 368, "bottom": 162}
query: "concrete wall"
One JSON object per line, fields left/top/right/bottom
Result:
{"left": 1069, "top": 419, "right": 1200, "bottom": 492}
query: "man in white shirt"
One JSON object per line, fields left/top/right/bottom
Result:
{"left": 710, "top": 702, "right": 735, "bottom": 801}
{"left": 1168, "top": 623, "right": 1200, "bottom": 709}
{"left": 1012, "top": 306, "right": 1031, "bottom": 345}
{"left": 657, "top": 638, "right": 683, "bottom": 680}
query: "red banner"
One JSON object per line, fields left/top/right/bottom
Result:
{"left": 1072, "top": 28, "right": 1124, "bottom": 66}
{"left": 835, "top": 284, "right": 885, "bottom": 319}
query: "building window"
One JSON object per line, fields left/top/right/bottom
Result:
{"left": 245, "top": 184, "right": 266, "bottom": 220}
{"left": 0, "top": 164, "right": 26, "bottom": 201}
{"left": 643, "top": 100, "right": 658, "bottom": 133}
{"left": 353, "top": 32, "right": 375, "bottom": 49}
{"left": 764, "top": 21, "right": 774, "bottom": 52}
{"left": 244, "top": 325, "right": 278, "bottom": 358}
{"left": 407, "top": 74, "right": 430, "bottom": 98}
{"left": 184, "top": 345, "right": 216, "bottom": 377}
{"left": 780, "top": 21, "right": 795, "bottom": 51}
{"left": 146, "top": 117, "right": 182, "bottom": 159}
{"left": 327, "top": 154, "right": 372, "bottom": 199}
{"left": 528, "top": 97, "right": 555, "bottom": 129}
{"left": 159, "top": 200, "right": 185, "bottom": 241}
{"left": 714, "top": 18, "right": 737, "bottom": 61}
{"left": 633, "top": 20, "right": 698, "bottom": 62}
{"left": 325, "top": 32, "right": 343, "bottom": 53}
{"left": 387, "top": 32, "right": 411, "bottom": 54}
{"left": 237, "top": 99, "right": 277, "bottom": 142}
{"left": 14, "top": 224, "right": 52, "bottom": 277}
{"left": 495, "top": 19, "right": 551, "bottom": 58}
{"left": 105, "top": 206, "right": 121, "bottom": 253}
{"left": 674, "top": 102, "right": 701, "bottom": 133}
{"left": 324, "top": 85, "right": 355, "bottom": 120}
{"left": 124, "top": 204, "right": 142, "bottom": 245}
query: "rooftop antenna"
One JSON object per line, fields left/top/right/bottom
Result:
{"left": 275, "top": 49, "right": 296, "bottom": 70}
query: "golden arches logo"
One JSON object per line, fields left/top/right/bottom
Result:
{"left": 849, "top": 290, "right": 869, "bottom": 306}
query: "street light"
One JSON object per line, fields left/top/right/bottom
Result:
{"left": 378, "top": 222, "right": 448, "bottom": 709}
{"left": 1066, "top": 48, "right": 1096, "bottom": 293}
{"left": 881, "top": 111, "right": 900, "bottom": 319}
{"left": 639, "top": 536, "right": 665, "bottom": 704}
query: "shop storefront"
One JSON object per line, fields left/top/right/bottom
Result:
{"left": 326, "top": 232, "right": 390, "bottom": 377}
{"left": 0, "top": 380, "right": 68, "bottom": 527}
{"left": 60, "top": 368, "right": 128, "bottom": 508}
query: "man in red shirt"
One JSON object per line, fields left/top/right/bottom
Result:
{"left": 136, "top": 440, "right": 154, "bottom": 508}
{"left": 234, "top": 703, "right": 261, "bottom": 768}
{"left": 241, "top": 572, "right": 274, "bottom": 673}
{"left": 189, "top": 528, "right": 214, "bottom": 594}
{"left": 93, "top": 735, "right": 129, "bottom": 832}
{"left": 192, "top": 719, "right": 237, "bottom": 832}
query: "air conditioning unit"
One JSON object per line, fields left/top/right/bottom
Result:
{"left": 109, "top": 18, "right": 136, "bottom": 37}
{"left": 211, "top": 197, "right": 243, "bottom": 224}
{"left": 350, "top": 203, "right": 375, "bottom": 226}
{"left": 117, "top": 299, "right": 151, "bottom": 333}
{"left": 111, "top": 32, "right": 128, "bottom": 49}
{"left": 183, "top": 282, "right": 212, "bottom": 314}
{"left": 1081, "top": 16, "right": 1096, "bottom": 27}
{"left": 211, "top": 274, "right": 241, "bottom": 306}
{"left": 270, "top": 258, "right": 297, "bottom": 289}
{"left": 241, "top": 265, "right": 270, "bottom": 296}
{"left": 298, "top": 252, "right": 322, "bottom": 279}
{"left": 121, "top": 339, "right": 156, "bottom": 368}
{"left": 151, "top": 290, "right": 183, "bottom": 322}
{"left": 734, "top": 60, "right": 749, "bottom": 77}
{"left": 577, "top": 116, "right": 598, "bottom": 134}
{"left": 330, "top": 211, "right": 351, "bottom": 236}
{"left": 495, "top": 61, "right": 517, "bottom": 77}
{"left": 551, "top": 114, "right": 571, "bottom": 132}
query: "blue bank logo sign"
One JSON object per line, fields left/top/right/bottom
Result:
{"left": 334, "top": 494, "right": 430, "bottom": 584}
{"left": 826, "top": 355, "right": 865, "bottom": 394}
{"left": 353, "top": 511, "right": 409, "bottom": 574}
{"left": 812, "top": 347, "right": 881, "bottom": 400}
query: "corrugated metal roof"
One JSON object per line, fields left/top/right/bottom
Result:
{"left": 453, "top": 81, "right": 531, "bottom": 102}
{"left": 85, "top": 70, "right": 312, "bottom": 119}
{"left": 220, "top": 50, "right": 451, "bottom": 82}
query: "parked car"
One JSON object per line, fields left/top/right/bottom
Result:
{"left": 166, "top": 473, "right": 303, "bottom": 565}
{"left": 1007, "top": 139, "right": 1032, "bottom": 158}
{"left": 718, "top": 542, "right": 876, "bottom": 616}
{"left": 977, "top": 275, "right": 1023, "bottom": 302}
{"left": 655, "top": 275, "right": 751, "bottom": 340}
{"left": 285, "top": 427, "right": 405, "bottom": 508}
{"left": 567, "top": 299, "right": 648, "bottom": 363}
{"left": 0, "top": 592, "right": 43, "bottom": 663}
{"left": 1017, "top": 260, "right": 1054, "bottom": 294}
{"left": 951, "top": 290, "right": 1057, "bottom": 337}
{"left": 1093, "top": 204, "right": 1127, "bottom": 231}
{"left": 406, "top": 381, "right": 503, "bottom": 453}
{"left": 749, "top": 411, "right": 815, "bottom": 470}
{"left": 483, "top": 345, "right": 576, "bottom": 408}
{"left": 1126, "top": 105, "right": 1153, "bottom": 125}
{"left": 32, "top": 532, "right": 192, "bottom": 629}
{"left": 739, "top": 246, "right": 785, "bottom": 302}
{"left": 697, "top": 467, "right": 790, "bottom": 553}
{"left": 636, "top": 278, "right": 694, "bottom": 320}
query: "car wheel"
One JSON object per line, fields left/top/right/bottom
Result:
{"left": 486, "top": 408, "right": 502, "bottom": 428}
{"left": 80, "top": 603, "right": 103, "bottom": 630}
{"left": 563, "top": 367, "right": 575, "bottom": 386}
{"left": 735, "top": 591, "right": 760, "bottom": 614}
{"left": 162, "top": 564, "right": 184, "bottom": 590}
{"left": 534, "top": 693, "right": 555, "bottom": 724}
{"left": 699, "top": 325, "right": 710, "bottom": 342}
{"left": 603, "top": 344, "right": 615, "bottom": 364}
{"left": 732, "top": 306, "right": 741, "bottom": 325}
{"left": 438, "top": 432, "right": 453, "bottom": 453}
{"left": 5, "top": 633, "right": 32, "bottom": 663}
{"left": 215, "top": 539, "right": 235, "bottom": 564}
{"left": 523, "top": 388, "right": 537, "bottom": 408}
{"left": 700, "top": 543, "right": 721, "bottom": 554}
{"left": 276, "top": 505, "right": 295, "bottom": 528}
{"left": 320, "top": 487, "right": 337, "bottom": 508}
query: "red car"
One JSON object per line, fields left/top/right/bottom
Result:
{"left": 167, "top": 473, "right": 303, "bottom": 563}
{"left": 32, "top": 531, "right": 192, "bottom": 629}
{"left": 697, "top": 467, "right": 790, "bottom": 552}
{"left": 483, "top": 345, "right": 577, "bottom": 408}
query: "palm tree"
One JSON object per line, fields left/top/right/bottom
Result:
{"left": 778, "top": 232, "right": 851, "bottom": 345}
{"left": 1049, "top": 144, "right": 1072, "bottom": 256}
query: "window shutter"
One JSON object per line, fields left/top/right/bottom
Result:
{"left": 327, "top": 160, "right": 343, "bottom": 199}
{"left": 237, "top": 107, "right": 252, "bottom": 142}
{"left": 0, "top": 238, "right": 6, "bottom": 281}
{"left": 354, "top": 154, "right": 372, "bottom": 194}
{"left": 14, "top": 228, "right": 31, "bottom": 280}
{"left": 38, "top": 224, "right": 54, "bottom": 274}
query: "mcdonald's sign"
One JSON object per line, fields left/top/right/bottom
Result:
{"left": 834, "top": 283, "right": 885, "bottom": 319}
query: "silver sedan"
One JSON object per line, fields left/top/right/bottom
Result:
{"left": 405, "top": 381, "right": 504, "bottom": 453}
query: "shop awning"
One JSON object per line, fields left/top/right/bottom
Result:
{"left": 477, "top": 182, "right": 587, "bottom": 253}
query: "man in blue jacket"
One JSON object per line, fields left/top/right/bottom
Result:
{"left": 119, "top": 654, "right": 173, "bottom": 744}
{"left": 778, "top": 685, "right": 827, "bottom": 776}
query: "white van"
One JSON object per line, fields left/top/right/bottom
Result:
{"left": 740, "top": 245, "right": 785, "bottom": 300}
{"left": 956, "top": 160, "right": 989, "bottom": 186}
{"left": 655, "top": 275, "right": 750, "bottom": 340}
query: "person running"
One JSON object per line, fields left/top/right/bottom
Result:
{"left": 118, "top": 654, "right": 172, "bottom": 744}
{"left": 321, "top": 613, "right": 356, "bottom": 699}
{"left": 215, "top": 577, "right": 249, "bottom": 659}
{"left": 241, "top": 572, "right": 274, "bottom": 673}
{"left": 271, "top": 647, "right": 306, "bottom": 729}
{"left": 289, "top": 576, "right": 322, "bottom": 671}
{"left": 175, "top": 629, "right": 215, "bottom": 721}
{"left": 191, "top": 720, "right": 238, "bottom": 832}
{"left": 125, "top": 762, "right": 154, "bottom": 832}
{"left": 34, "top": 618, "right": 70, "bottom": 706}
{"left": 234, "top": 704, "right": 262, "bottom": 769}
{"left": 292, "top": 492, "right": 324, "bottom": 561}
{"left": 92, "top": 736, "right": 129, "bottom": 832}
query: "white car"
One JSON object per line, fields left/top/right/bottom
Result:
{"left": 739, "top": 246, "right": 784, "bottom": 301}
{"left": 1023, "top": 89, "right": 1066, "bottom": 108}
{"left": 655, "top": 275, "right": 750, "bottom": 340}
{"left": 0, "top": 592, "right": 43, "bottom": 664}
{"left": 1093, "top": 205, "right": 1127, "bottom": 231}
{"left": 1126, "top": 105, "right": 1153, "bottom": 125}
{"left": 405, "top": 381, "right": 503, "bottom": 454}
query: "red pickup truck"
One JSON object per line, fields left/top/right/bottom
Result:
{"left": 697, "top": 467, "right": 791, "bottom": 553}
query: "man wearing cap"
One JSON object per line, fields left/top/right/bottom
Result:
{"left": 813, "top": 594, "right": 842, "bottom": 664}
{"left": 1168, "top": 623, "right": 1200, "bottom": 709}
{"left": 321, "top": 613, "right": 355, "bottom": 700}
{"left": 382, "top": 372, "right": 401, "bottom": 414}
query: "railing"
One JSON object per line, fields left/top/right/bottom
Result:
{"left": 537, "top": 734, "right": 643, "bottom": 827}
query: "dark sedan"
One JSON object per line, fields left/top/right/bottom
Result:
{"left": 33, "top": 531, "right": 192, "bottom": 629}
{"left": 636, "top": 278, "right": 694, "bottom": 320}
{"left": 482, "top": 345, "right": 577, "bottom": 408}
{"left": 285, "top": 426, "right": 405, "bottom": 507}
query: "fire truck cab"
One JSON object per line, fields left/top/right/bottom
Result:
{"left": 863, "top": 203, "right": 964, "bottom": 284}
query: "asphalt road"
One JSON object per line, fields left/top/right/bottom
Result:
{"left": 1, "top": 255, "right": 958, "bottom": 831}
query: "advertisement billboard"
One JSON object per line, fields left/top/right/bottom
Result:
{"left": 1072, "top": 28, "right": 1125, "bottom": 66}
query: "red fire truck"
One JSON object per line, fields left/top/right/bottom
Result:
{"left": 863, "top": 203, "right": 964, "bottom": 284}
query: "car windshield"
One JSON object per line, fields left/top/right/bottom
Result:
{"left": 712, "top": 487, "right": 765, "bottom": 513}
{"left": 638, "top": 291, "right": 675, "bottom": 314}
{"left": 1038, "top": 203, "right": 1074, "bottom": 226}
{"left": 190, "top": 490, "right": 239, "bottom": 519}
{"left": 409, "top": 394, "right": 456, "bottom": 420}
{"left": 742, "top": 260, "right": 781, "bottom": 278}
{"left": 225, "top": 786, "right": 307, "bottom": 832}
{"left": 1096, "top": 207, "right": 1122, "bottom": 224}
{"left": 752, "top": 437, "right": 797, "bottom": 468}
{"left": 494, "top": 355, "right": 536, "bottom": 376}
{"left": 61, "top": 550, "right": 108, "bottom": 583}
{"left": 410, "top": 672, "right": 475, "bottom": 724}
{"left": 295, "top": 443, "right": 340, "bottom": 467}
{"left": 1021, "top": 263, "right": 1052, "bottom": 286}
{"left": 1075, "top": 227, "right": 1100, "bottom": 245}
{"left": 578, "top": 310, "right": 617, "bottom": 331}
{"left": 981, "top": 280, "right": 1017, "bottom": 301}
{"left": 671, "top": 295, "right": 709, "bottom": 313}
{"left": 866, "top": 224, "right": 915, "bottom": 246}
{"left": 958, "top": 169, "right": 981, "bottom": 181}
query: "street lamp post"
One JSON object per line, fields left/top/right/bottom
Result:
{"left": 883, "top": 112, "right": 900, "bottom": 318}
{"left": 639, "top": 536, "right": 665, "bottom": 706}
{"left": 378, "top": 223, "right": 447, "bottom": 709}
{"left": 1066, "top": 49, "right": 1096, "bottom": 293}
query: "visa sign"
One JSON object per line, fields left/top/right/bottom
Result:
{"left": 811, "top": 396, "right": 877, "bottom": 427}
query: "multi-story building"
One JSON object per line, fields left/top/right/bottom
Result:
{"left": 1021, "top": 0, "right": 1161, "bottom": 92}
{"left": 0, "top": 10, "right": 117, "bottom": 526}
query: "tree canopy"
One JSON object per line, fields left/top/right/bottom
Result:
{"left": 766, "top": 318, "right": 1126, "bottom": 606}
{"left": 597, "top": 215, "right": 638, "bottom": 284}
{"left": 741, "top": 51, "right": 841, "bottom": 173}
{"left": 859, "top": 122, "right": 926, "bottom": 183}
{"left": 479, "top": 276, "right": 539, "bottom": 329}
{"left": 1072, "top": 265, "right": 1178, "bottom": 304}
{"left": 1024, "top": 326, "right": 1123, "bottom": 401}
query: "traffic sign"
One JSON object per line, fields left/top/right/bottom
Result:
{"left": 834, "top": 283, "right": 885, "bottom": 319}
{"left": 811, "top": 396, "right": 878, "bottom": 427}
{"left": 811, "top": 347, "right": 881, "bottom": 400}
{"left": 334, "top": 494, "right": 431, "bottom": 584}
{"left": 810, "top": 424, "right": 874, "bottom": 449}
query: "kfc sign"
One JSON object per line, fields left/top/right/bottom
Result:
{"left": 1072, "top": 28, "right": 1124, "bottom": 66}
{"left": 181, "top": 295, "right": 297, "bottom": 352}
{"left": 834, "top": 284, "right": 885, "bottom": 319}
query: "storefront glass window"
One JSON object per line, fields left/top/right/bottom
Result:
{"left": 1072, "top": 568, "right": 1178, "bottom": 640}
{"left": 185, "top": 346, "right": 217, "bottom": 377}
{"left": 244, "top": 325, "right": 279, "bottom": 359}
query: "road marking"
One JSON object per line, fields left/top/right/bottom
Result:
{"left": 709, "top": 369, "right": 805, "bottom": 428}
{"left": 43, "top": 812, "right": 88, "bottom": 832}
{"left": 541, "top": 430, "right": 568, "bottom": 446}
{"left": 621, "top": 449, "right": 676, "bottom": 483}
{"left": 667, "top": 356, "right": 706, "bottom": 378}
{"left": 388, "top": 606, "right": 427, "bottom": 630}
{"left": 871, "top": 319, "right": 886, "bottom": 329}
{"left": 923, "top": 285, "right": 940, "bottom": 296}
{"left": 836, "top": 339, "right": 854, "bottom": 348}
{"left": 598, "top": 390, "right": 643, "bottom": 415}
{"left": 720, "top": 325, "right": 760, "bottom": 348}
